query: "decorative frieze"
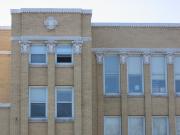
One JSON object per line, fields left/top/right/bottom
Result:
{"left": 96, "top": 54, "right": 103, "bottom": 64}
{"left": 19, "top": 40, "right": 31, "bottom": 54}
{"left": 45, "top": 40, "right": 57, "bottom": 54}
{"left": 72, "top": 40, "right": 83, "bottom": 55}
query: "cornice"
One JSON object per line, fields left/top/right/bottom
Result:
{"left": 11, "top": 8, "right": 92, "bottom": 15}
{"left": 91, "top": 23, "right": 180, "bottom": 28}
{"left": 0, "top": 26, "right": 11, "bottom": 30}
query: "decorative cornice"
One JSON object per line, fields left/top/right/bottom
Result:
{"left": 0, "top": 103, "right": 11, "bottom": 108}
{"left": 0, "top": 26, "right": 11, "bottom": 30}
{"left": 92, "top": 23, "right": 180, "bottom": 28}
{"left": 72, "top": 40, "right": 83, "bottom": 55}
{"left": 11, "top": 8, "right": 92, "bottom": 15}
{"left": 11, "top": 36, "right": 91, "bottom": 42}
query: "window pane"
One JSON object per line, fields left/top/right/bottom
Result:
{"left": 31, "top": 103, "right": 46, "bottom": 118}
{"left": 128, "top": 75, "right": 142, "bottom": 93}
{"left": 57, "top": 54, "right": 72, "bottom": 63}
{"left": 176, "top": 117, "right": 180, "bottom": 135}
{"left": 104, "top": 116, "right": 121, "bottom": 135}
{"left": 152, "top": 79, "right": 166, "bottom": 93}
{"left": 57, "top": 90, "right": 72, "bottom": 102}
{"left": 128, "top": 117, "right": 144, "bottom": 135}
{"left": 31, "top": 45, "right": 46, "bottom": 54}
{"left": 153, "top": 117, "right": 168, "bottom": 135}
{"left": 152, "top": 57, "right": 165, "bottom": 74}
{"left": 105, "top": 74, "right": 119, "bottom": 94}
{"left": 31, "top": 54, "right": 46, "bottom": 63}
{"left": 128, "top": 57, "right": 142, "bottom": 74}
{"left": 57, "top": 103, "right": 72, "bottom": 117}
{"left": 175, "top": 57, "right": 180, "bottom": 74}
{"left": 104, "top": 56, "right": 119, "bottom": 74}
{"left": 56, "top": 46, "right": 72, "bottom": 54}
{"left": 176, "top": 79, "right": 180, "bottom": 93}
{"left": 30, "top": 88, "right": 47, "bottom": 103}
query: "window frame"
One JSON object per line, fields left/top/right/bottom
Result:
{"left": 151, "top": 55, "right": 168, "bottom": 96}
{"left": 55, "top": 45, "right": 73, "bottom": 66}
{"left": 103, "top": 54, "right": 120, "bottom": 96}
{"left": 176, "top": 116, "right": 180, "bottom": 135}
{"left": 29, "top": 45, "right": 48, "bottom": 65}
{"left": 128, "top": 116, "right": 145, "bottom": 135}
{"left": 152, "top": 116, "right": 169, "bottom": 135}
{"left": 174, "top": 55, "right": 180, "bottom": 96}
{"left": 127, "top": 55, "right": 144, "bottom": 96}
{"left": 55, "top": 86, "right": 74, "bottom": 120}
{"left": 28, "top": 86, "right": 48, "bottom": 120}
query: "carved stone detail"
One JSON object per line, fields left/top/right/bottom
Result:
{"left": 72, "top": 40, "right": 83, "bottom": 55}
{"left": 45, "top": 40, "right": 57, "bottom": 54}
{"left": 96, "top": 54, "right": 103, "bottom": 64}
{"left": 166, "top": 53, "right": 174, "bottom": 64}
{"left": 20, "top": 40, "right": 31, "bottom": 54}
{"left": 143, "top": 54, "right": 151, "bottom": 64}
{"left": 44, "top": 16, "right": 58, "bottom": 30}
{"left": 120, "top": 54, "right": 127, "bottom": 64}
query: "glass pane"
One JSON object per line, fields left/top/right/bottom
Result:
{"left": 104, "top": 116, "right": 121, "bottom": 135}
{"left": 104, "top": 56, "right": 119, "bottom": 74}
{"left": 175, "top": 80, "right": 180, "bottom": 93}
{"left": 176, "top": 117, "right": 180, "bottom": 135}
{"left": 31, "top": 46, "right": 46, "bottom": 54}
{"left": 152, "top": 56, "right": 165, "bottom": 74}
{"left": 128, "top": 117, "right": 144, "bottom": 135}
{"left": 56, "top": 46, "right": 72, "bottom": 54}
{"left": 128, "top": 75, "right": 142, "bottom": 93}
{"left": 105, "top": 74, "right": 119, "bottom": 94}
{"left": 152, "top": 79, "right": 166, "bottom": 93}
{"left": 57, "top": 103, "right": 72, "bottom": 117}
{"left": 128, "top": 57, "right": 142, "bottom": 74}
{"left": 57, "top": 90, "right": 72, "bottom": 102}
{"left": 30, "top": 88, "right": 47, "bottom": 102}
{"left": 175, "top": 57, "right": 180, "bottom": 74}
{"left": 31, "top": 54, "right": 46, "bottom": 63}
{"left": 31, "top": 103, "right": 46, "bottom": 118}
{"left": 57, "top": 54, "right": 72, "bottom": 63}
{"left": 153, "top": 117, "right": 168, "bottom": 135}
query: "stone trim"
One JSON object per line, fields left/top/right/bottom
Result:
{"left": 20, "top": 40, "right": 31, "bottom": 54}
{"left": 0, "top": 26, "right": 11, "bottom": 30}
{"left": 45, "top": 40, "right": 57, "bottom": 54}
{"left": 11, "top": 8, "right": 92, "bottom": 14}
{"left": 96, "top": 54, "right": 103, "bottom": 64}
{"left": 72, "top": 40, "right": 83, "bottom": 55}
{"left": 0, "top": 51, "right": 11, "bottom": 55}
{"left": 0, "top": 103, "right": 11, "bottom": 108}
{"left": 92, "top": 23, "right": 180, "bottom": 28}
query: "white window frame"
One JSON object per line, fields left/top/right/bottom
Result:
{"left": 152, "top": 116, "right": 169, "bottom": 135}
{"left": 55, "top": 45, "right": 73, "bottom": 66}
{"left": 29, "top": 86, "right": 48, "bottom": 120}
{"left": 151, "top": 55, "right": 168, "bottom": 96}
{"left": 55, "top": 86, "right": 74, "bottom": 120}
{"left": 103, "top": 54, "right": 120, "bottom": 96}
{"left": 128, "top": 116, "right": 145, "bottom": 135}
{"left": 174, "top": 56, "right": 180, "bottom": 96}
{"left": 29, "top": 45, "right": 48, "bottom": 65}
{"left": 127, "top": 55, "right": 144, "bottom": 96}
{"left": 104, "top": 116, "right": 121, "bottom": 135}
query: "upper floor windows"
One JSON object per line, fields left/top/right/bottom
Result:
{"left": 127, "top": 56, "right": 143, "bottom": 95}
{"left": 30, "top": 45, "right": 47, "bottom": 64}
{"left": 104, "top": 55, "right": 120, "bottom": 95}
{"left": 174, "top": 57, "right": 180, "bottom": 94}
{"left": 151, "top": 56, "right": 167, "bottom": 95}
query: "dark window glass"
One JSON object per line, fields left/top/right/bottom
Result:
{"left": 57, "top": 54, "right": 72, "bottom": 63}
{"left": 152, "top": 80, "right": 166, "bottom": 93}
{"left": 105, "top": 74, "right": 119, "bottom": 94}
{"left": 128, "top": 75, "right": 142, "bottom": 93}
{"left": 57, "top": 103, "right": 72, "bottom": 117}
{"left": 31, "top": 54, "right": 46, "bottom": 63}
{"left": 31, "top": 103, "right": 46, "bottom": 118}
{"left": 176, "top": 80, "right": 180, "bottom": 93}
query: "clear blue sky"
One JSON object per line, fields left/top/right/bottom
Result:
{"left": 1, "top": 0, "right": 180, "bottom": 26}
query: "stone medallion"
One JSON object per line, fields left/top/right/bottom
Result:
{"left": 44, "top": 16, "right": 58, "bottom": 30}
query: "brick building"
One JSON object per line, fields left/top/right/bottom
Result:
{"left": 0, "top": 8, "right": 180, "bottom": 135}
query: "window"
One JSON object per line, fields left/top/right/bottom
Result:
{"left": 104, "top": 55, "right": 120, "bottom": 95}
{"left": 151, "top": 56, "right": 167, "bottom": 95}
{"left": 128, "top": 116, "right": 145, "bottom": 135}
{"left": 30, "top": 45, "right": 47, "bottom": 64}
{"left": 176, "top": 117, "right": 180, "bottom": 135}
{"left": 29, "top": 87, "right": 47, "bottom": 118}
{"left": 104, "top": 116, "right": 121, "bottom": 135}
{"left": 56, "top": 87, "right": 74, "bottom": 118}
{"left": 128, "top": 56, "right": 143, "bottom": 95}
{"left": 152, "top": 116, "right": 169, "bottom": 135}
{"left": 174, "top": 57, "right": 180, "bottom": 94}
{"left": 56, "top": 45, "right": 73, "bottom": 64}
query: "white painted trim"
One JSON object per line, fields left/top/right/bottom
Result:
{"left": 0, "top": 103, "right": 11, "bottom": 108}
{"left": 174, "top": 55, "right": 180, "bottom": 96}
{"left": 11, "top": 8, "right": 92, "bottom": 14}
{"left": 11, "top": 36, "right": 91, "bottom": 41}
{"left": 0, "top": 26, "right": 11, "bottom": 30}
{"left": 92, "top": 23, "right": 180, "bottom": 27}
{"left": 0, "top": 51, "right": 11, "bottom": 55}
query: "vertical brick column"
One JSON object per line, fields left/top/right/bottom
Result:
{"left": 167, "top": 54, "right": 176, "bottom": 135}
{"left": 120, "top": 54, "right": 128, "bottom": 135}
{"left": 143, "top": 54, "right": 152, "bottom": 135}
{"left": 20, "top": 41, "right": 30, "bottom": 135}
{"left": 96, "top": 54, "right": 104, "bottom": 135}
{"left": 47, "top": 41, "right": 56, "bottom": 135}
{"left": 10, "top": 42, "right": 21, "bottom": 135}
{"left": 72, "top": 40, "right": 83, "bottom": 135}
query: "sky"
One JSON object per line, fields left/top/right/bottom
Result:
{"left": 0, "top": 0, "right": 180, "bottom": 26}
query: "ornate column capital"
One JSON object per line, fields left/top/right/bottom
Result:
{"left": 72, "top": 40, "right": 83, "bottom": 55}
{"left": 96, "top": 53, "right": 103, "bottom": 64}
{"left": 45, "top": 40, "right": 57, "bottom": 54}
{"left": 19, "top": 40, "right": 31, "bottom": 54}
{"left": 120, "top": 53, "right": 127, "bottom": 64}
{"left": 143, "top": 53, "right": 151, "bottom": 64}
{"left": 166, "top": 53, "right": 174, "bottom": 64}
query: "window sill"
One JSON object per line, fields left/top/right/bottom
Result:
{"left": 104, "top": 94, "right": 120, "bottom": 97}
{"left": 29, "top": 118, "right": 48, "bottom": 122}
{"left": 29, "top": 64, "right": 48, "bottom": 67}
{"left": 56, "top": 63, "right": 73, "bottom": 68}
{"left": 128, "top": 94, "right": 144, "bottom": 97}
{"left": 55, "top": 118, "right": 74, "bottom": 123}
{"left": 152, "top": 93, "right": 168, "bottom": 97}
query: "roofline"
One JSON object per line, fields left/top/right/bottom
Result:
{"left": 0, "top": 26, "right": 11, "bottom": 30}
{"left": 92, "top": 23, "right": 180, "bottom": 27}
{"left": 11, "top": 8, "right": 92, "bottom": 15}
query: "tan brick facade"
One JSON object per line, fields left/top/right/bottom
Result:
{"left": 0, "top": 8, "right": 180, "bottom": 135}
